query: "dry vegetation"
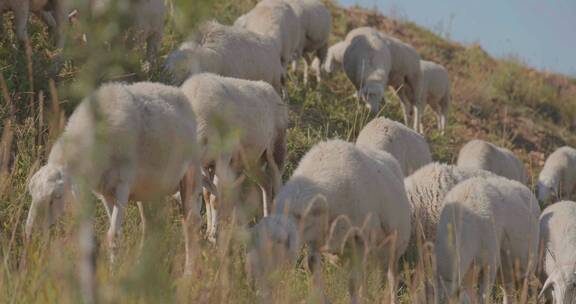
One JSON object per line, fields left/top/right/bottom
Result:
{"left": 0, "top": 0, "right": 575, "bottom": 303}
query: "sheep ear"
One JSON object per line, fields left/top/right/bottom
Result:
{"left": 539, "top": 275, "right": 554, "bottom": 299}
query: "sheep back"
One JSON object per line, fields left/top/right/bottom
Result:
{"left": 356, "top": 117, "right": 431, "bottom": 175}
{"left": 537, "top": 146, "right": 576, "bottom": 202}
{"left": 420, "top": 60, "right": 450, "bottom": 111}
{"left": 457, "top": 139, "right": 528, "bottom": 184}
{"left": 58, "top": 82, "right": 198, "bottom": 201}
{"left": 240, "top": 0, "right": 301, "bottom": 67}
{"left": 404, "top": 163, "right": 493, "bottom": 243}
{"left": 539, "top": 200, "right": 576, "bottom": 303}
{"left": 180, "top": 73, "right": 288, "bottom": 167}
{"left": 436, "top": 176, "right": 540, "bottom": 293}
{"left": 165, "top": 21, "right": 283, "bottom": 92}
{"left": 342, "top": 33, "right": 391, "bottom": 90}
{"left": 274, "top": 139, "right": 411, "bottom": 258}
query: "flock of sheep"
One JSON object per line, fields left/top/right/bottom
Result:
{"left": 4, "top": 0, "right": 576, "bottom": 303}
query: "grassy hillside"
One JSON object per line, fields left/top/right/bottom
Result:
{"left": 1, "top": 0, "right": 575, "bottom": 303}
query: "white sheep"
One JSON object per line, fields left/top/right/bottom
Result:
{"left": 165, "top": 20, "right": 284, "bottom": 95}
{"left": 346, "top": 27, "right": 423, "bottom": 131}
{"left": 342, "top": 32, "right": 392, "bottom": 113}
{"left": 180, "top": 73, "right": 289, "bottom": 242}
{"left": 26, "top": 82, "right": 202, "bottom": 273}
{"left": 356, "top": 117, "right": 432, "bottom": 175}
{"left": 457, "top": 139, "right": 528, "bottom": 184}
{"left": 309, "top": 40, "right": 348, "bottom": 82}
{"left": 419, "top": 60, "right": 451, "bottom": 134}
{"left": 0, "top": 0, "right": 66, "bottom": 49}
{"left": 234, "top": 0, "right": 301, "bottom": 71}
{"left": 537, "top": 146, "right": 576, "bottom": 205}
{"left": 322, "top": 40, "right": 348, "bottom": 74}
{"left": 435, "top": 176, "right": 541, "bottom": 303}
{"left": 66, "top": 0, "right": 165, "bottom": 65}
{"left": 128, "top": 0, "right": 165, "bottom": 62}
{"left": 539, "top": 200, "right": 576, "bottom": 303}
{"left": 285, "top": 0, "right": 332, "bottom": 85}
{"left": 403, "top": 162, "right": 493, "bottom": 246}
{"left": 247, "top": 139, "right": 411, "bottom": 303}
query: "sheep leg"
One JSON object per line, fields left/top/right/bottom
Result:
{"left": 437, "top": 113, "right": 444, "bottom": 133}
{"left": 399, "top": 101, "right": 412, "bottom": 127}
{"left": 303, "top": 58, "right": 309, "bottom": 85}
{"left": 209, "top": 155, "right": 235, "bottom": 241}
{"left": 201, "top": 167, "right": 215, "bottom": 240}
{"left": 315, "top": 44, "right": 328, "bottom": 84}
{"left": 397, "top": 86, "right": 413, "bottom": 127}
{"left": 300, "top": 53, "right": 314, "bottom": 86}
{"left": 51, "top": 0, "right": 66, "bottom": 50}
{"left": 203, "top": 187, "right": 212, "bottom": 236}
{"left": 106, "top": 185, "right": 130, "bottom": 267}
{"left": 413, "top": 104, "right": 424, "bottom": 134}
{"left": 179, "top": 165, "right": 202, "bottom": 275}
{"left": 13, "top": 1, "right": 30, "bottom": 45}
{"left": 146, "top": 31, "right": 162, "bottom": 68}
{"left": 307, "top": 249, "right": 331, "bottom": 304}
{"left": 136, "top": 201, "right": 146, "bottom": 253}
{"left": 348, "top": 236, "right": 367, "bottom": 304}
{"left": 206, "top": 176, "right": 218, "bottom": 244}
{"left": 36, "top": 11, "right": 57, "bottom": 32}
{"left": 439, "top": 95, "right": 449, "bottom": 135}
{"left": 407, "top": 73, "right": 424, "bottom": 130}
{"left": 291, "top": 58, "right": 298, "bottom": 72}
{"left": 477, "top": 257, "right": 498, "bottom": 304}
{"left": 99, "top": 194, "right": 114, "bottom": 220}
{"left": 257, "top": 177, "right": 271, "bottom": 217}
{"left": 266, "top": 144, "right": 284, "bottom": 213}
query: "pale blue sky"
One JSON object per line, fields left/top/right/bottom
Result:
{"left": 340, "top": 0, "right": 576, "bottom": 77}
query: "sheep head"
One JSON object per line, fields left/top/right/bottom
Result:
{"left": 164, "top": 44, "right": 202, "bottom": 85}
{"left": 26, "top": 164, "right": 69, "bottom": 239}
{"left": 358, "top": 82, "right": 385, "bottom": 114}
{"left": 246, "top": 215, "right": 300, "bottom": 288}
{"left": 536, "top": 178, "right": 558, "bottom": 205}
{"left": 540, "top": 269, "right": 576, "bottom": 304}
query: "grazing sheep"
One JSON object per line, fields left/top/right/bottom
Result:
{"left": 235, "top": 0, "right": 301, "bottom": 72}
{"left": 539, "top": 200, "right": 576, "bottom": 304}
{"left": 356, "top": 117, "right": 432, "bottom": 175}
{"left": 165, "top": 21, "right": 284, "bottom": 94}
{"left": 128, "top": 0, "right": 165, "bottom": 62}
{"left": 26, "top": 82, "right": 202, "bottom": 273}
{"left": 404, "top": 162, "right": 493, "bottom": 245}
{"left": 309, "top": 40, "right": 347, "bottom": 82}
{"left": 180, "top": 73, "right": 288, "bottom": 241}
{"left": 420, "top": 60, "right": 451, "bottom": 134}
{"left": 285, "top": 0, "right": 332, "bottom": 84}
{"left": 457, "top": 139, "right": 528, "bottom": 184}
{"left": 81, "top": 0, "right": 166, "bottom": 63}
{"left": 346, "top": 27, "right": 423, "bottom": 131}
{"left": 537, "top": 146, "right": 576, "bottom": 205}
{"left": 319, "top": 40, "right": 348, "bottom": 74}
{"left": 435, "top": 176, "right": 541, "bottom": 303}
{"left": 342, "top": 32, "right": 392, "bottom": 113}
{"left": 247, "top": 140, "right": 411, "bottom": 303}
{"left": 0, "top": 0, "right": 66, "bottom": 49}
